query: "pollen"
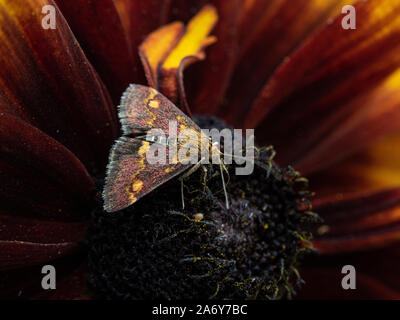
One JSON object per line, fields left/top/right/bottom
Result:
{"left": 194, "top": 213, "right": 204, "bottom": 221}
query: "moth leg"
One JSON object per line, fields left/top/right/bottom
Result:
{"left": 213, "top": 149, "right": 230, "bottom": 210}
{"left": 202, "top": 165, "right": 208, "bottom": 190}
{"left": 219, "top": 162, "right": 230, "bottom": 210}
{"left": 179, "top": 158, "right": 206, "bottom": 210}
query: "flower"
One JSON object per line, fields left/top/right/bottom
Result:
{"left": 1, "top": 0, "right": 400, "bottom": 299}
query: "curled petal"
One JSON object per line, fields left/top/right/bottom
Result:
{"left": 313, "top": 225, "right": 400, "bottom": 254}
{"left": 139, "top": 22, "right": 184, "bottom": 89}
{"left": 312, "top": 188, "right": 400, "bottom": 251}
{"left": 188, "top": 0, "right": 241, "bottom": 115}
{"left": 0, "top": 0, "right": 118, "bottom": 172}
{"left": 0, "top": 160, "right": 86, "bottom": 219}
{"left": 54, "top": 0, "right": 136, "bottom": 104}
{"left": 246, "top": 0, "right": 400, "bottom": 167}
{"left": 114, "top": 0, "right": 171, "bottom": 85}
{"left": 157, "top": 5, "right": 218, "bottom": 106}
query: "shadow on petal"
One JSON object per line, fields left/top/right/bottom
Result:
{"left": 0, "top": 113, "right": 94, "bottom": 219}
{"left": 0, "top": 214, "right": 87, "bottom": 243}
{"left": 34, "top": 262, "right": 89, "bottom": 300}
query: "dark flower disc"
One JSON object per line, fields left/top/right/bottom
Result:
{"left": 87, "top": 116, "right": 317, "bottom": 299}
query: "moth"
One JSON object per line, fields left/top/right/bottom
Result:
{"left": 103, "top": 84, "right": 229, "bottom": 213}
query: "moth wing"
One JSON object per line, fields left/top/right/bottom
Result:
{"left": 103, "top": 136, "right": 191, "bottom": 213}
{"left": 118, "top": 84, "right": 201, "bottom": 136}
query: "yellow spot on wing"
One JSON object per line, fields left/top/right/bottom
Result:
{"left": 149, "top": 99, "right": 160, "bottom": 108}
{"left": 132, "top": 180, "right": 144, "bottom": 192}
{"left": 138, "top": 141, "right": 150, "bottom": 155}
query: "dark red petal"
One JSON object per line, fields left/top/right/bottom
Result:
{"left": 0, "top": 0, "right": 118, "bottom": 172}
{"left": 54, "top": 0, "right": 136, "bottom": 104}
{"left": 0, "top": 214, "right": 86, "bottom": 243}
{"left": 246, "top": 0, "right": 400, "bottom": 167}
{"left": 294, "top": 70, "right": 400, "bottom": 174}
{"left": 0, "top": 241, "right": 80, "bottom": 271}
{"left": 312, "top": 188, "right": 400, "bottom": 252}
{"left": 0, "top": 113, "right": 94, "bottom": 202}
{"left": 0, "top": 113, "right": 93, "bottom": 219}
{"left": 220, "top": 0, "right": 346, "bottom": 124}
{"left": 158, "top": 5, "right": 218, "bottom": 105}
{"left": 298, "top": 267, "right": 400, "bottom": 299}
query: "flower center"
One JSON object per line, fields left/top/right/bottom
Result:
{"left": 87, "top": 116, "right": 317, "bottom": 299}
